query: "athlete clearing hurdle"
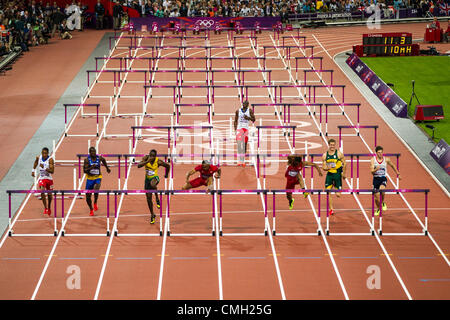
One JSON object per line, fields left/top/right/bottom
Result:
{"left": 286, "top": 154, "right": 322, "bottom": 210}
{"left": 83, "top": 147, "right": 111, "bottom": 216}
{"left": 370, "top": 146, "right": 401, "bottom": 216}
{"left": 322, "top": 139, "right": 346, "bottom": 216}
{"left": 234, "top": 100, "right": 255, "bottom": 167}
{"left": 138, "top": 149, "right": 170, "bottom": 224}
{"left": 182, "top": 160, "right": 221, "bottom": 193}
{"left": 32, "top": 147, "right": 55, "bottom": 215}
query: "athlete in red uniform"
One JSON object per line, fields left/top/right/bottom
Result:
{"left": 285, "top": 155, "right": 322, "bottom": 209}
{"left": 182, "top": 160, "right": 221, "bottom": 192}
{"left": 32, "top": 147, "right": 55, "bottom": 215}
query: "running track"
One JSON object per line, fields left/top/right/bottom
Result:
{"left": 0, "top": 22, "right": 449, "bottom": 300}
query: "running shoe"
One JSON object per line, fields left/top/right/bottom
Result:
{"left": 382, "top": 202, "right": 387, "bottom": 211}
{"left": 303, "top": 192, "right": 309, "bottom": 198}
{"left": 43, "top": 208, "right": 48, "bottom": 215}
{"left": 47, "top": 208, "right": 51, "bottom": 216}
{"left": 375, "top": 209, "right": 380, "bottom": 216}
{"left": 289, "top": 199, "right": 295, "bottom": 210}
{"left": 328, "top": 209, "right": 334, "bottom": 216}
{"left": 93, "top": 203, "right": 98, "bottom": 211}
{"left": 242, "top": 163, "right": 246, "bottom": 168}
{"left": 155, "top": 199, "right": 161, "bottom": 209}
{"left": 150, "top": 214, "right": 156, "bottom": 224}
{"left": 89, "top": 210, "right": 94, "bottom": 216}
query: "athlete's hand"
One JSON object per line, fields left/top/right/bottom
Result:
{"left": 106, "top": 168, "right": 111, "bottom": 174}
{"left": 214, "top": 173, "right": 220, "bottom": 179}
{"left": 318, "top": 170, "right": 323, "bottom": 177}
{"left": 397, "top": 173, "right": 402, "bottom": 180}
{"left": 31, "top": 171, "right": 35, "bottom": 177}
{"left": 342, "top": 174, "right": 347, "bottom": 180}
{"left": 40, "top": 164, "right": 44, "bottom": 168}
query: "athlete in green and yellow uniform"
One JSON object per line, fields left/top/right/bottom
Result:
{"left": 322, "top": 139, "right": 346, "bottom": 216}
{"left": 138, "top": 149, "right": 170, "bottom": 224}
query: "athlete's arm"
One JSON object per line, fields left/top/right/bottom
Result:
{"left": 186, "top": 169, "right": 196, "bottom": 182}
{"left": 47, "top": 158, "right": 55, "bottom": 174}
{"left": 303, "top": 160, "right": 323, "bottom": 176}
{"left": 83, "top": 158, "right": 91, "bottom": 174}
{"left": 322, "top": 153, "right": 329, "bottom": 171}
{"left": 386, "top": 157, "right": 401, "bottom": 179}
{"left": 137, "top": 155, "right": 149, "bottom": 168}
{"left": 234, "top": 110, "right": 239, "bottom": 131}
{"left": 338, "top": 151, "right": 346, "bottom": 179}
{"left": 247, "top": 108, "right": 256, "bottom": 122}
{"left": 158, "top": 159, "right": 170, "bottom": 178}
{"left": 370, "top": 158, "right": 378, "bottom": 175}
{"left": 32, "top": 156, "right": 39, "bottom": 177}
{"left": 214, "top": 167, "right": 221, "bottom": 179}
{"left": 101, "top": 156, "right": 111, "bottom": 173}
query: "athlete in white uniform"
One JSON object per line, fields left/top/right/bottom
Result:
{"left": 233, "top": 100, "right": 255, "bottom": 166}
{"left": 370, "top": 146, "right": 401, "bottom": 216}
{"left": 32, "top": 147, "right": 55, "bottom": 215}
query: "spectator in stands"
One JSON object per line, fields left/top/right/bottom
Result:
{"left": 50, "top": 6, "right": 65, "bottom": 37}
{"left": 112, "top": 0, "right": 123, "bottom": 30}
{"left": 95, "top": 0, "right": 105, "bottom": 29}
{"left": 443, "top": 20, "right": 449, "bottom": 43}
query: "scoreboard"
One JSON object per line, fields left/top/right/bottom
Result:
{"left": 353, "top": 32, "right": 419, "bottom": 57}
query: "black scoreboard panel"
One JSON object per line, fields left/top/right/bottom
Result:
{"left": 363, "top": 44, "right": 417, "bottom": 56}
{"left": 363, "top": 33, "right": 413, "bottom": 45}
{"left": 354, "top": 32, "right": 419, "bottom": 57}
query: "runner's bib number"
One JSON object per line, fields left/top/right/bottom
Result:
{"left": 90, "top": 168, "right": 100, "bottom": 175}
{"left": 40, "top": 169, "right": 49, "bottom": 177}
{"left": 329, "top": 162, "right": 336, "bottom": 168}
{"left": 288, "top": 171, "right": 297, "bottom": 177}
{"left": 146, "top": 169, "right": 155, "bottom": 176}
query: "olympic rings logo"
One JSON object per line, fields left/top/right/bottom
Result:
{"left": 195, "top": 20, "right": 215, "bottom": 28}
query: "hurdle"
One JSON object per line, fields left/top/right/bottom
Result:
{"left": 122, "top": 153, "right": 213, "bottom": 179}
{"left": 343, "top": 153, "right": 401, "bottom": 189}
{"left": 210, "top": 69, "right": 272, "bottom": 86}
{"left": 233, "top": 35, "right": 258, "bottom": 49}
{"left": 76, "top": 154, "right": 123, "bottom": 189}
{"left": 111, "top": 190, "right": 165, "bottom": 237}
{"left": 295, "top": 57, "right": 324, "bottom": 78}
{"left": 123, "top": 56, "right": 181, "bottom": 71}
{"left": 237, "top": 57, "right": 267, "bottom": 71}
{"left": 162, "top": 189, "right": 216, "bottom": 236}
{"left": 213, "top": 189, "right": 269, "bottom": 236}
{"left": 319, "top": 103, "right": 361, "bottom": 136}
{"left": 278, "top": 84, "right": 345, "bottom": 104}
{"left": 251, "top": 103, "right": 321, "bottom": 123}
{"left": 262, "top": 45, "right": 314, "bottom": 61}
{"left": 63, "top": 104, "right": 100, "bottom": 137}
{"left": 282, "top": 35, "right": 306, "bottom": 48}
{"left": 303, "top": 69, "right": 334, "bottom": 86}
{"left": 257, "top": 125, "right": 297, "bottom": 149}
{"left": 174, "top": 103, "right": 213, "bottom": 124}
{"left": 95, "top": 57, "right": 126, "bottom": 71}
{"left": 6, "top": 189, "right": 112, "bottom": 237}
{"left": 322, "top": 188, "right": 430, "bottom": 237}
{"left": 270, "top": 189, "right": 323, "bottom": 236}
{"left": 337, "top": 125, "right": 378, "bottom": 149}
{"left": 131, "top": 125, "right": 213, "bottom": 152}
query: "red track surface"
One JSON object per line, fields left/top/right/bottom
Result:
{"left": 0, "top": 23, "right": 449, "bottom": 300}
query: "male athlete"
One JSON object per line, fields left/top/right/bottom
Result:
{"left": 285, "top": 154, "right": 323, "bottom": 209}
{"left": 234, "top": 100, "right": 255, "bottom": 167}
{"left": 138, "top": 149, "right": 170, "bottom": 224}
{"left": 83, "top": 147, "right": 111, "bottom": 216}
{"left": 322, "top": 139, "right": 346, "bottom": 216}
{"left": 32, "top": 147, "right": 55, "bottom": 215}
{"left": 182, "top": 160, "right": 221, "bottom": 192}
{"left": 370, "top": 146, "right": 401, "bottom": 216}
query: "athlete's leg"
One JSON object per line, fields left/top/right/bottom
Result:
{"left": 182, "top": 182, "right": 192, "bottom": 190}
{"left": 40, "top": 185, "right": 47, "bottom": 210}
{"left": 47, "top": 192, "right": 52, "bottom": 212}
{"left": 93, "top": 182, "right": 100, "bottom": 205}
{"left": 86, "top": 193, "right": 93, "bottom": 210}
{"left": 146, "top": 193, "right": 154, "bottom": 216}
